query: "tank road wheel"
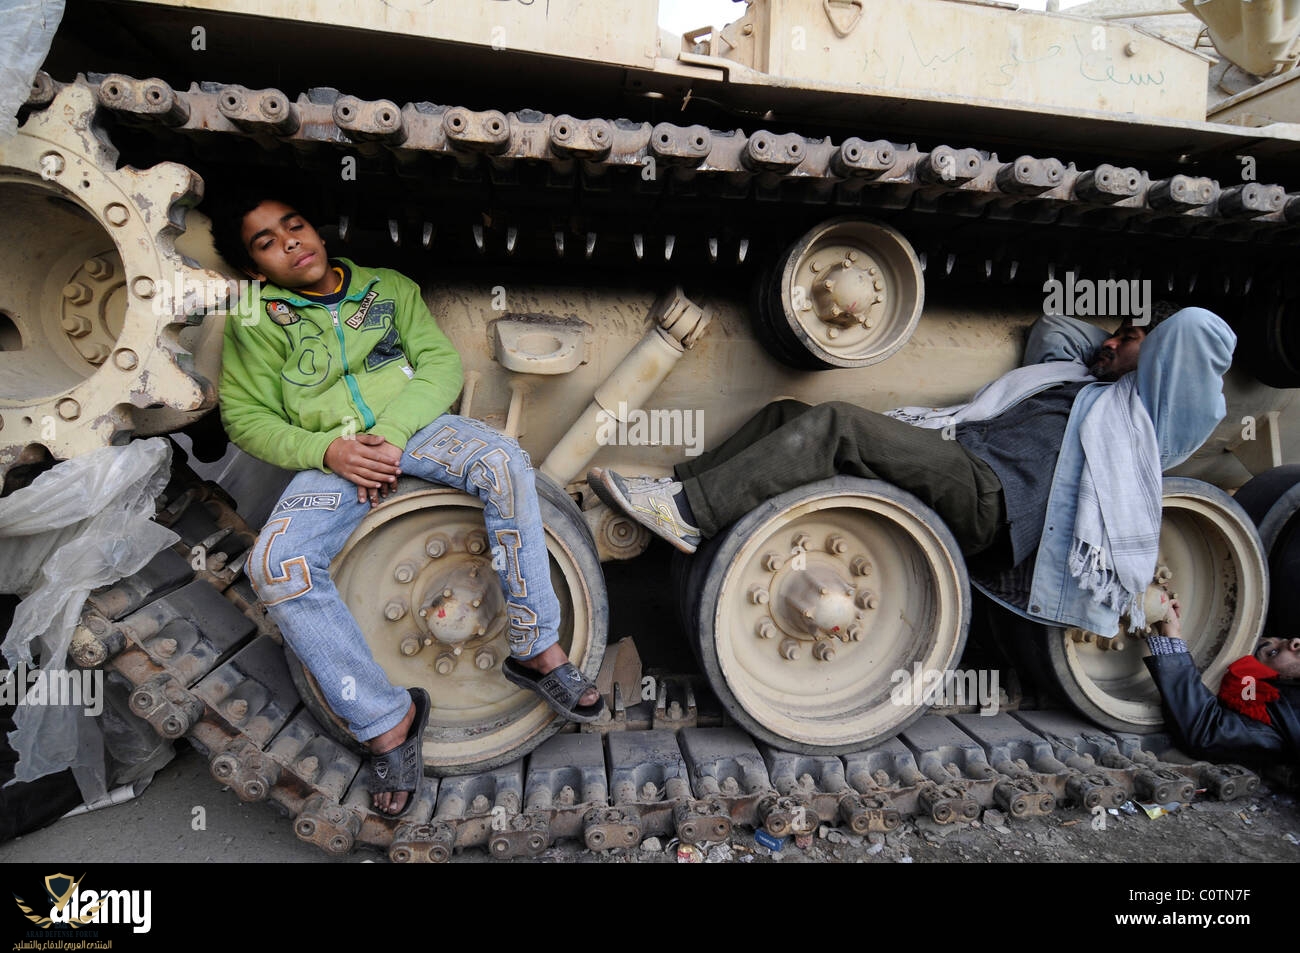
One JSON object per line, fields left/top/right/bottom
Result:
{"left": 687, "top": 477, "right": 969, "bottom": 753}
{"left": 1221, "top": 464, "right": 1300, "bottom": 636}
{"left": 286, "top": 473, "right": 607, "bottom": 776}
{"left": 755, "top": 218, "right": 923, "bottom": 370}
{"left": 0, "top": 83, "right": 226, "bottom": 480}
{"left": 1028, "top": 478, "right": 1266, "bottom": 733}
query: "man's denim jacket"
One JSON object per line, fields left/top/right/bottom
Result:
{"left": 972, "top": 307, "right": 1236, "bottom": 636}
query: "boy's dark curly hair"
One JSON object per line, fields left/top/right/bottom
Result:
{"left": 207, "top": 187, "right": 316, "bottom": 273}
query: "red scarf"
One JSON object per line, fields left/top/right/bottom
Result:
{"left": 1217, "top": 656, "right": 1280, "bottom": 725}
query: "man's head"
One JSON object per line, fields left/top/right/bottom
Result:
{"left": 1255, "top": 636, "right": 1300, "bottom": 680}
{"left": 1088, "top": 321, "right": 1147, "bottom": 381}
{"left": 210, "top": 195, "right": 334, "bottom": 294}
{"left": 1087, "top": 302, "right": 1183, "bottom": 381}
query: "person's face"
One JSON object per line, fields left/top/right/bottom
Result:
{"left": 1255, "top": 636, "right": 1300, "bottom": 679}
{"left": 1089, "top": 324, "right": 1146, "bottom": 381}
{"left": 239, "top": 200, "right": 333, "bottom": 294}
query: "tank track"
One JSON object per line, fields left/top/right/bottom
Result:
{"left": 68, "top": 465, "right": 1261, "bottom": 862}
{"left": 22, "top": 72, "right": 1300, "bottom": 245}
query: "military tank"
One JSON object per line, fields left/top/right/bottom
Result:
{"left": 1, "top": 0, "right": 1295, "bottom": 857}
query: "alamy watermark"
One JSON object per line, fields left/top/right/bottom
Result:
{"left": 1042, "top": 271, "right": 1151, "bottom": 326}
{"left": 889, "top": 663, "right": 999, "bottom": 716}
{"left": 594, "top": 402, "right": 704, "bottom": 456}
{"left": 0, "top": 661, "right": 104, "bottom": 716}
{"left": 149, "top": 272, "right": 263, "bottom": 325}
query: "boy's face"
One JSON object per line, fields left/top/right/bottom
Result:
{"left": 239, "top": 200, "right": 334, "bottom": 294}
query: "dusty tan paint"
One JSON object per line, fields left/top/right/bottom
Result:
{"left": 132, "top": 0, "right": 660, "bottom": 68}
{"left": 1209, "top": 66, "right": 1300, "bottom": 124}
{"left": 416, "top": 281, "right": 1293, "bottom": 491}
{"left": 1180, "top": 0, "right": 1300, "bottom": 78}
{"left": 704, "top": 0, "right": 1208, "bottom": 121}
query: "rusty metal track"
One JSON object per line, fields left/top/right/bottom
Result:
{"left": 67, "top": 469, "right": 1260, "bottom": 861}
{"left": 21, "top": 73, "right": 1300, "bottom": 245}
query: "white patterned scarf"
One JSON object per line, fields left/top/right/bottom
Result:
{"left": 1068, "top": 374, "right": 1161, "bottom": 627}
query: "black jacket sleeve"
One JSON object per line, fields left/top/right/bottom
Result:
{"left": 1144, "top": 652, "right": 1300, "bottom": 763}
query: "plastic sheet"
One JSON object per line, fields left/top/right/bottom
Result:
{"left": 0, "top": 0, "right": 65, "bottom": 139}
{"left": 1, "top": 439, "right": 178, "bottom": 800}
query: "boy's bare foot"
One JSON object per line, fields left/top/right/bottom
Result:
{"left": 368, "top": 699, "right": 416, "bottom": 815}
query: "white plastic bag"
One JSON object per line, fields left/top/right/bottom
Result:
{"left": 1, "top": 438, "right": 178, "bottom": 799}
{"left": 0, "top": 0, "right": 65, "bottom": 139}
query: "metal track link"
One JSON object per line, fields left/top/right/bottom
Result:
{"left": 23, "top": 73, "right": 1300, "bottom": 243}
{"left": 69, "top": 471, "right": 1260, "bottom": 861}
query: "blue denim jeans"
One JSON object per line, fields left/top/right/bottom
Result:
{"left": 246, "top": 415, "right": 560, "bottom": 742}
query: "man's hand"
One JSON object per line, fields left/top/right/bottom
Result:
{"left": 1152, "top": 597, "right": 1182, "bottom": 639}
{"left": 324, "top": 433, "right": 403, "bottom": 506}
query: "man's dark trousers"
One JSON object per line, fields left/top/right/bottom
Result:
{"left": 674, "top": 399, "right": 1005, "bottom": 556}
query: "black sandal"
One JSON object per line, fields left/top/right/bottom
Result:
{"left": 369, "top": 687, "right": 430, "bottom": 817}
{"left": 502, "top": 658, "right": 605, "bottom": 724}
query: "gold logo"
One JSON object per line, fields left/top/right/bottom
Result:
{"left": 14, "top": 873, "right": 104, "bottom": 928}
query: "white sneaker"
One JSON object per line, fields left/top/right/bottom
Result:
{"left": 588, "top": 468, "right": 702, "bottom": 554}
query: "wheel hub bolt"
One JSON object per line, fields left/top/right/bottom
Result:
{"left": 826, "top": 535, "right": 848, "bottom": 554}
{"left": 400, "top": 636, "right": 422, "bottom": 656}
{"left": 756, "top": 620, "right": 777, "bottom": 639}
{"left": 63, "top": 281, "right": 93, "bottom": 305}
{"left": 425, "top": 536, "right": 448, "bottom": 558}
{"left": 850, "top": 556, "right": 872, "bottom": 576}
{"left": 847, "top": 623, "right": 866, "bottom": 642}
{"left": 855, "top": 590, "right": 879, "bottom": 610}
{"left": 467, "top": 535, "right": 487, "bottom": 555}
{"left": 813, "top": 642, "right": 835, "bottom": 661}
{"left": 791, "top": 533, "right": 811, "bottom": 551}
{"left": 85, "top": 257, "right": 113, "bottom": 279}
{"left": 748, "top": 585, "right": 769, "bottom": 605}
{"left": 61, "top": 314, "right": 92, "bottom": 338}
{"left": 779, "top": 638, "right": 801, "bottom": 660}
{"left": 475, "top": 648, "right": 497, "bottom": 670}
{"left": 394, "top": 563, "right": 417, "bottom": 583}
{"left": 763, "top": 552, "right": 784, "bottom": 572}
{"left": 435, "top": 652, "right": 457, "bottom": 675}
{"left": 384, "top": 600, "right": 407, "bottom": 621}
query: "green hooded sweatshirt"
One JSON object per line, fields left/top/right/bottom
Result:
{"left": 220, "top": 258, "right": 463, "bottom": 472}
